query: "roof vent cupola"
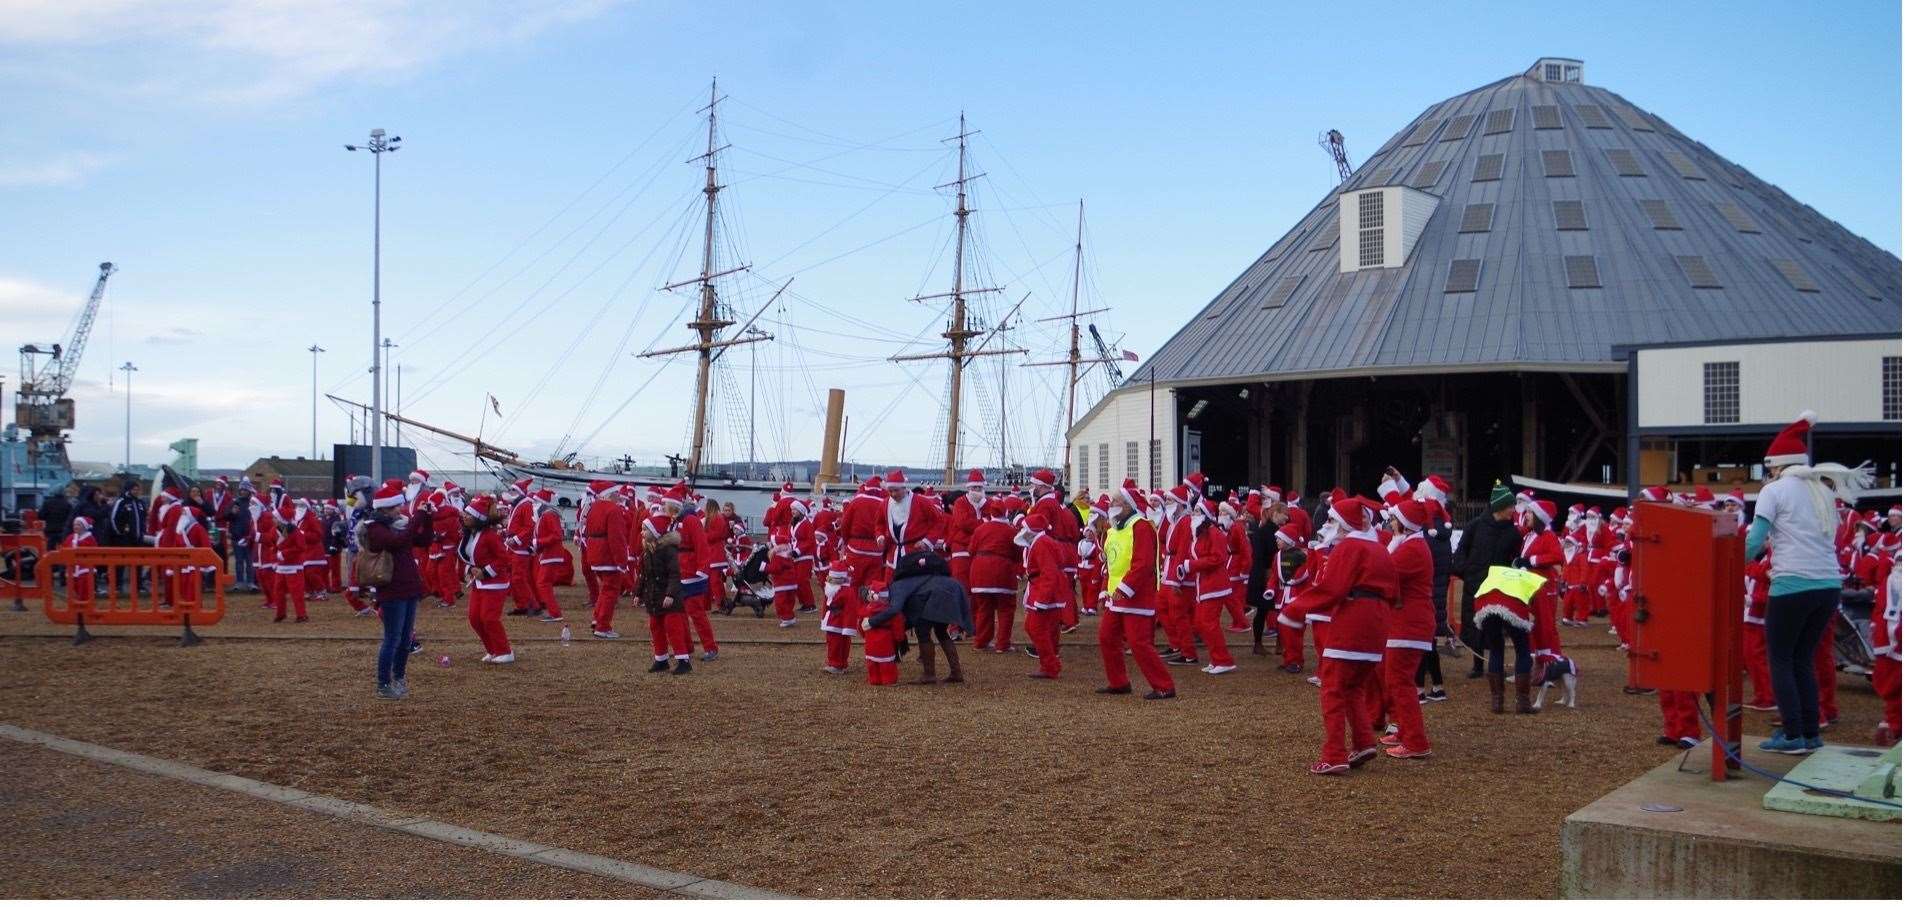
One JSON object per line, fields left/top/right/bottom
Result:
{"left": 1529, "top": 57, "right": 1584, "bottom": 84}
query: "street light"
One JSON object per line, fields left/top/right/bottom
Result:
{"left": 345, "top": 128, "right": 400, "bottom": 480}
{"left": 118, "top": 361, "right": 137, "bottom": 470}
{"left": 307, "top": 344, "right": 325, "bottom": 458}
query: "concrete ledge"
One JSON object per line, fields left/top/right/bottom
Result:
{"left": 1562, "top": 738, "right": 1901, "bottom": 898}
{"left": 0, "top": 723, "right": 789, "bottom": 899}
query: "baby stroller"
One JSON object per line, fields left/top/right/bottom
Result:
{"left": 721, "top": 547, "right": 772, "bottom": 618}
{"left": 1834, "top": 587, "right": 1876, "bottom": 677}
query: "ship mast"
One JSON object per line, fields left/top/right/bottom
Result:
{"left": 889, "top": 112, "right": 1020, "bottom": 484}
{"left": 1026, "top": 199, "right": 1114, "bottom": 486}
{"left": 643, "top": 77, "right": 761, "bottom": 477}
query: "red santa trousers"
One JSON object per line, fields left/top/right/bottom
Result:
{"left": 328, "top": 554, "right": 343, "bottom": 594}
{"left": 825, "top": 630, "right": 853, "bottom": 671}
{"left": 273, "top": 568, "right": 306, "bottom": 620}
{"left": 590, "top": 570, "right": 624, "bottom": 632}
{"left": 261, "top": 566, "right": 281, "bottom": 609}
{"left": 1278, "top": 617, "right": 1305, "bottom": 670}
{"left": 582, "top": 554, "right": 599, "bottom": 602}
{"left": 508, "top": 553, "right": 538, "bottom": 611}
{"left": 685, "top": 593, "right": 719, "bottom": 654}
{"left": 1024, "top": 607, "right": 1063, "bottom": 677}
{"left": 971, "top": 592, "right": 1016, "bottom": 652}
{"left": 1873, "top": 657, "right": 1902, "bottom": 741}
{"left": 1193, "top": 596, "right": 1236, "bottom": 667}
{"left": 1658, "top": 690, "right": 1701, "bottom": 742}
{"left": 303, "top": 561, "right": 327, "bottom": 596}
{"left": 1062, "top": 585, "right": 1081, "bottom": 629}
{"left": 468, "top": 588, "right": 511, "bottom": 657}
{"left": 649, "top": 611, "right": 691, "bottom": 661}
{"left": 1744, "top": 623, "right": 1775, "bottom": 709}
{"left": 1224, "top": 581, "right": 1248, "bottom": 629}
{"left": 533, "top": 559, "right": 563, "bottom": 618}
{"left": 436, "top": 557, "right": 463, "bottom": 606}
{"left": 1163, "top": 585, "right": 1198, "bottom": 659}
{"left": 69, "top": 571, "right": 95, "bottom": 605}
{"left": 772, "top": 589, "right": 798, "bottom": 621}
{"left": 1079, "top": 574, "right": 1105, "bottom": 614}
{"left": 1317, "top": 655, "right": 1380, "bottom": 766}
{"left": 1813, "top": 632, "right": 1839, "bottom": 723}
{"left": 949, "top": 555, "right": 972, "bottom": 591}
{"left": 1382, "top": 649, "right": 1431, "bottom": 752}
{"left": 863, "top": 625, "right": 899, "bottom": 685}
{"left": 1098, "top": 608, "right": 1173, "bottom": 693}
{"left": 795, "top": 568, "right": 816, "bottom": 610}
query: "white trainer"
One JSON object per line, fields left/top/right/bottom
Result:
{"left": 592, "top": 630, "right": 620, "bottom": 640}
{"left": 490, "top": 652, "right": 516, "bottom": 664}
{"left": 1206, "top": 663, "right": 1237, "bottom": 675}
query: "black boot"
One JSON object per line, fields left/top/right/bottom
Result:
{"left": 672, "top": 658, "right": 692, "bottom": 675}
{"left": 648, "top": 659, "right": 670, "bottom": 673}
{"left": 1468, "top": 656, "right": 1485, "bottom": 679}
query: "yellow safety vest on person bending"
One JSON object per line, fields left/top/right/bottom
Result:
{"left": 1104, "top": 516, "right": 1154, "bottom": 593}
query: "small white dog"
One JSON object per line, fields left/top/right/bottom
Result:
{"left": 1533, "top": 655, "right": 1580, "bottom": 709}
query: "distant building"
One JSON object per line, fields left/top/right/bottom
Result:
{"left": 245, "top": 456, "right": 334, "bottom": 498}
{"left": 1067, "top": 57, "right": 1900, "bottom": 503}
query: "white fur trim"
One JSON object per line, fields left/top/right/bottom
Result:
{"left": 1321, "top": 648, "right": 1382, "bottom": 662}
{"left": 1386, "top": 639, "right": 1434, "bottom": 650}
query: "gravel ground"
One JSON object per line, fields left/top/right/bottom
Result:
{"left": 0, "top": 581, "right": 1886, "bottom": 898}
{"left": 0, "top": 740, "right": 673, "bottom": 898}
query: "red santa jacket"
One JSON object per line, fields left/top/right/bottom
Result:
{"left": 431, "top": 503, "right": 462, "bottom": 562}
{"left": 1279, "top": 532, "right": 1398, "bottom": 662}
{"left": 838, "top": 490, "right": 889, "bottom": 560}
{"left": 1190, "top": 518, "right": 1232, "bottom": 602}
{"left": 673, "top": 510, "right": 710, "bottom": 584}
{"left": 1022, "top": 530, "right": 1070, "bottom": 611}
{"left": 812, "top": 506, "right": 839, "bottom": 561}
{"left": 1162, "top": 511, "right": 1194, "bottom": 589}
{"left": 703, "top": 511, "right": 731, "bottom": 574}
{"left": 946, "top": 493, "right": 983, "bottom": 561}
{"left": 582, "top": 499, "right": 628, "bottom": 573}
{"left": 461, "top": 525, "right": 513, "bottom": 591}
{"left": 793, "top": 517, "right": 817, "bottom": 565}
{"left": 886, "top": 490, "right": 944, "bottom": 563}
{"left": 1520, "top": 528, "right": 1566, "bottom": 581}
{"left": 1385, "top": 532, "right": 1436, "bottom": 649}
{"left": 1744, "top": 554, "right": 1772, "bottom": 626}
{"left": 1871, "top": 558, "right": 1899, "bottom": 661}
{"left": 1030, "top": 492, "right": 1080, "bottom": 569}
{"left": 256, "top": 510, "right": 278, "bottom": 566}
{"left": 504, "top": 498, "right": 536, "bottom": 556}
{"left": 968, "top": 518, "right": 1021, "bottom": 594}
{"left": 1225, "top": 519, "right": 1251, "bottom": 581}
{"left": 534, "top": 505, "right": 565, "bottom": 567}
{"left": 766, "top": 532, "right": 805, "bottom": 593}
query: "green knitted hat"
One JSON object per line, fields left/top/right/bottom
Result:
{"left": 1488, "top": 482, "right": 1515, "bottom": 511}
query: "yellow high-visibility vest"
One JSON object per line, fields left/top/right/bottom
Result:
{"left": 1105, "top": 515, "right": 1154, "bottom": 592}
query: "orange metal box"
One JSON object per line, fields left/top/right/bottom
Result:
{"left": 1627, "top": 502, "right": 1744, "bottom": 693}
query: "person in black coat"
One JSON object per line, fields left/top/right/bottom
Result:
{"left": 868, "top": 550, "right": 971, "bottom": 684}
{"left": 106, "top": 481, "right": 150, "bottom": 593}
{"left": 1452, "top": 483, "right": 1523, "bottom": 677}
{"left": 1247, "top": 499, "right": 1285, "bottom": 655}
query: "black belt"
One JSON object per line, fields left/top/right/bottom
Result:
{"left": 1347, "top": 589, "right": 1384, "bottom": 600}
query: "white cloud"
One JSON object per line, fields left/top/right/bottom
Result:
{"left": 0, "top": 0, "right": 630, "bottom": 104}
{"left": 0, "top": 150, "right": 117, "bottom": 188}
{"left": 0, "top": 274, "right": 78, "bottom": 337}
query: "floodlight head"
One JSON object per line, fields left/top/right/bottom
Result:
{"left": 370, "top": 128, "right": 385, "bottom": 138}
{"left": 344, "top": 144, "right": 357, "bottom": 151}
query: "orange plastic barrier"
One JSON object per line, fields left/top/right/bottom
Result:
{"left": 2, "top": 532, "right": 48, "bottom": 611}
{"left": 37, "top": 547, "right": 227, "bottom": 645}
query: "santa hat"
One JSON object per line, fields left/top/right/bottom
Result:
{"left": 463, "top": 495, "right": 495, "bottom": 519}
{"left": 825, "top": 558, "right": 851, "bottom": 582}
{"left": 442, "top": 481, "right": 461, "bottom": 494}
{"left": 662, "top": 483, "right": 690, "bottom": 507}
{"left": 1275, "top": 523, "right": 1305, "bottom": 548}
{"left": 1719, "top": 488, "right": 1745, "bottom": 508}
{"left": 1586, "top": 506, "right": 1604, "bottom": 519}
{"left": 1413, "top": 475, "right": 1450, "bottom": 505}
{"left": 1261, "top": 485, "right": 1284, "bottom": 503}
{"left": 371, "top": 479, "right": 408, "bottom": 509}
{"left": 1611, "top": 506, "right": 1630, "bottom": 523}
{"left": 1638, "top": 486, "right": 1671, "bottom": 503}
{"left": 883, "top": 469, "right": 907, "bottom": 488}
{"left": 1092, "top": 494, "right": 1111, "bottom": 519}
{"left": 1518, "top": 497, "right": 1558, "bottom": 527}
{"left": 532, "top": 488, "right": 554, "bottom": 505}
{"left": 214, "top": 475, "right": 230, "bottom": 486}
{"left": 587, "top": 479, "right": 614, "bottom": 496}
{"left": 965, "top": 468, "right": 985, "bottom": 488}
{"left": 1327, "top": 496, "right": 1371, "bottom": 533}
{"left": 1117, "top": 478, "right": 1148, "bottom": 515}
{"left": 1196, "top": 497, "right": 1220, "bottom": 520}
{"left": 1183, "top": 471, "right": 1207, "bottom": 498}
{"left": 1692, "top": 486, "right": 1716, "bottom": 508}
{"left": 1763, "top": 411, "right": 1815, "bottom": 468}
{"left": 1377, "top": 471, "right": 1410, "bottom": 501}
{"left": 269, "top": 477, "right": 285, "bottom": 489}
{"left": 1283, "top": 506, "right": 1314, "bottom": 542}
{"left": 427, "top": 490, "right": 446, "bottom": 508}
{"left": 408, "top": 469, "right": 430, "bottom": 485}
{"left": 1029, "top": 468, "right": 1057, "bottom": 488}
{"left": 1023, "top": 512, "right": 1050, "bottom": 534}
{"left": 1393, "top": 498, "right": 1427, "bottom": 532}
{"left": 71, "top": 516, "right": 93, "bottom": 534}
{"left": 642, "top": 514, "right": 671, "bottom": 538}
{"left": 1002, "top": 495, "right": 1027, "bottom": 514}
{"left": 1164, "top": 485, "right": 1192, "bottom": 508}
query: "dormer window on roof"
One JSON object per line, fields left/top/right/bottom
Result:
{"left": 1531, "top": 57, "right": 1585, "bottom": 83}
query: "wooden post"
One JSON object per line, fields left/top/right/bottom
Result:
{"left": 816, "top": 388, "right": 846, "bottom": 493}
{"left": 1520, "top": 374, "right": 1540, "bottom": 478}
{"left": 1289, "top": 381, "right": 1311, "bottom": 494}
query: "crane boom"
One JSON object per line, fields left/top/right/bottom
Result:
{"left": 1087, "top": 324, "right": 1126, "bottom": 384}
{"left": 53, "top": 262, "right": 115, "bottom": 398}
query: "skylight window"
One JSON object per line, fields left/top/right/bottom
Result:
{"left": 1263, "top": 274, "right": 1307, "bottom": 309}
{"left": 1401, "top": 118, "right": 1442, "bottom": 147}
{"left": 1662, "top": 150, "right": 1706, "bottom": 180}
{"left": 1552, "top": 200, "right": 1587, "bottom": 231}
{"left": 1410, "top": 159, "right": 1448, "bottom": 188}
{"left": 1565, "top": 255, "right": 1601, "bottom": 288}
{"left": 1542, "top": 149, "right": 1575, "bottom": 177}
{"left": 1605, "top": 148, "right": 1645, "bottom": 176}
{"left": 1715, "top": 201, "right": 1760, "bottom": 233}
{"left": 1771, "top": 259, "right": 1820, "bottom": 293}
{"left": 1639, "top": 199, "right": 1681, "bottom": 230}
{"left": 1614, "top": 105, "right": 1656, "bottom": 131}
{"left": 1472, "top": 153, "right": 1504, "bottom": 182}
{"left": 1458, "top": 203, "right": 1494, "bottom": 233}
{"left": 1575, "top": 104, "right": 1613, "bottom": 129}
{"left": 1441, "top": 114, "right": 1476, "bottom": 141}
{"left": 1676, "top": 255, "right": 1721, "bottom": 288}
{"left": 1483, "top": 109, "right": 1516, "bottom": 135}
{"left": 1531, "top": 105, "right": 1562, "bottom": 129}
{"left": 1445, "top": 259, "right": 1482, "bottom": 293}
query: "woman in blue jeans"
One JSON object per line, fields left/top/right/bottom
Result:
{"left": 1748, "top": 412, "right": 1871, "bottom": 753}
{"left": 359, "top": 478, "right": 435, "bottom": 700}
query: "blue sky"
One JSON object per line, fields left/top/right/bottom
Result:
{"left": 1, "top": 0, "right": 1898, "bottom": 474}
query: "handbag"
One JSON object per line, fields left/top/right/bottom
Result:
{"left": 351, "top": 521, "right": 394, "bottom": 588}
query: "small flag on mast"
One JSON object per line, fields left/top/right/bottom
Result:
{"left": 1120, "top": 350, "right": 1139, "bottom": 362}
{"left": 488, "top": 394, "right": 502, "bottom": 417}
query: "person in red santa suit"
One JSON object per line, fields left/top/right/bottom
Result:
{"left": 1271, "top": 518, "right": 1316, "bottom": 674}
{"left": 636, "top": 511, "right": 695, "bottom": 674}
{"left": 1743, "top": 549, "right": 1776, "bottom": 711}
{"left": 661, "top": 484, "right": 719, "bottom": 660}
{"left": 969, "top": 495, "right": 1023, "bottom": 652}
{"left": 946, "top": 469, "right": 986, "bottom": 592}
{"left": 501, "top": 478, "right": 540, "bottom": 617}
{"left": 575, "top": 484, "right": 600, "bottom": 605}
{"left": 811, "top": 493, "right": 840, "bottom": 596}
{"left": 292, "top": 497, "right": 328, "bottom": 601}
{"left": 1578, "top": 506, "right": 1617, "bottom": 622}
{"left": 883, "top": 470, "right": 945, "bottom": 565}
{"left": 458, "top": 494, "right": 516, "bottom": 663}
{"left": 1189, "top": 497, "right": 1238, "bottom": 674}
{"left": 64, "top": 516, "right": 101, "bottom": 604}
{"left": 837, "top": 477, "right": 890, "bottom": 622}
{"left": 1871, "top": 557, "right": 1901, "bottom": 746}
{"left": 1158, "top": 485, "right": 1201, "bottom": 666}
{"left": 1076, "top": 499, "right": 1108, "bottom": 618}
{"left": 1020, "top": 511, "right": 1070, "bottom": 679}
{"left": 273, "top": 500, "right": 314, "bottom": 623}
{"left": 529, "top": 489, "right": 566, "bottom": 622}
{"left": 1378, "top": 498, "right": 1436, "bottom": 758}
{"left": 1025, "top": 469, "right": 1079, "bottom": 628}
{"left": 701, "top": 498, "right": 733, "bottom": 613}
{"left": 857, "top": 577, "right": 903, "bottom": 686}
{"left": 430, "top": 488, "right": 464, "bottom": 608}
{"left": 255, "top": 499, "right": 281, "bottom": 611}
{"left": 819, "top": 557, "right": 857, "bottom": 673}
{"left": 1097, "top": 479, "right": 1175, "bottom": 699}
{"left": 1222, "top": 500, "right": 1252, "bottom": 632}
{"left": 1279, "top": 496, "right": 1398, "bottom": 775}
{"left": 766, "top": 526, "right": 804, "bottom": 627}
{"left": 790, "top": 498, "right": 819, "bottom": 613}
{"left": 582, "top": 481, "right": 630, "bottom": 639}
{"left": 1517, "top": 498, "right": 1567, "bottom": 677}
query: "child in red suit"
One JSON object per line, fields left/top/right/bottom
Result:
{"left": 65, "top": 516, "right": 99, "bottom": 605}
{"left": 859, "top": 579, "right": 902, "bottom": 685}
{"left": 767, "top": 529, "right": 804, "bottom": 627}
{"left": 1020, "top": 512, "right": 1071, "bottom": 679}
{"left": 1743, "top": 552, "right": 1775, "bottom": 710}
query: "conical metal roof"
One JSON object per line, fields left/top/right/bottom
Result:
{"left": 1132, "top": 60, "right": 1902, "bottom": 386}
